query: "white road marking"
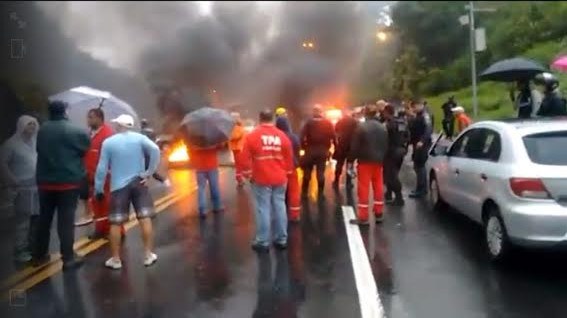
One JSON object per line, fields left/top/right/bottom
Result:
{"left": 342, "top": 205, "right": 386, "bottom": 318}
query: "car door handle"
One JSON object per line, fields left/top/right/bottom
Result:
{"left": 480, "top": 173, "right": 487, "bottom": 181}
{"left": 454, "top": 169, "right": 460, "bottom": 175}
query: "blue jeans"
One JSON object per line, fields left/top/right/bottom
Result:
{"left": 252, "top": 184, "right": 287, "bottom": 247}
{"left": 196, "top": 169, "right": 222, "bottom": 215}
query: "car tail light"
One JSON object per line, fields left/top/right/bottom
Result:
{"left": 509, "top": 178, "right": 551, "bottom": 199}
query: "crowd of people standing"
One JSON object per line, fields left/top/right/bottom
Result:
{"left": 1, "top": 97, "right": 443, "bottom": 267}
{"left": 1, "top": 101, "right": 163, "bottom": 270}
{"left": 196, "top": 100, "right": 437, "bottom": 253}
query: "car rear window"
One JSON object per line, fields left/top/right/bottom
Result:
{"left": 523, "top": 131, "right": 567, "bottom": 165}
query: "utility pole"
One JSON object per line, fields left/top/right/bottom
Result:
{"left": 468, "top": 1, "right": 478, "bottom": 118}
{"left": 462, "top": 2, "right": 496, "bottom": 119}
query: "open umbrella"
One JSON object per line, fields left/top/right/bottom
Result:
{"left": 180, "top": 107, "right": 235, "bottom": 148}
{"left": 48, "top": 86, "right": 139, "bottom": 130}
{"left": 480, "top": 57, "right": 546, "bottom": 82}
{"left": 551, "top": 56, "right": 567, "bottom": 72}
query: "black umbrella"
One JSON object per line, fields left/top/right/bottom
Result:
{"left": 480, "top": 57, "right": 546, "bottom": 82}
{"left": 180, "top": 107, "right": 235, "bottom": 148}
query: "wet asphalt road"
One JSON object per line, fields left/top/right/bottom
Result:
{"left": 4, "top": 159, "right": 567, "bottom": 318}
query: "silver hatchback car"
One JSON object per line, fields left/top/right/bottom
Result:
{"left": 427, "top": 118, "right": 567, "bottom": 262}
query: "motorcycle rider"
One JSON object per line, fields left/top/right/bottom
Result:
{"left": 535, "top": 73, "right": 567, "bottom": 117}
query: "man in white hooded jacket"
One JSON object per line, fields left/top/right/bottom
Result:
{"left": 0, "top": 115, "right": 40, "bottom": 263}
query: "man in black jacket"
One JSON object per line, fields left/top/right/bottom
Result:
{"left": 34, "top": 101, "right": 90, "bottom": 270}
{"left": 383, "top": 104, "right": 409, "bottom": 206}
{"left": 300, "top": 105, "right": 336, "bottom": 198}
{"left": 332, "top": 109, "right": 358, "bottom": 190}
{"left": 409, "top": 101, "right": 433, "bottom": 199}
{"left": 349, "top": 104, "right": 388, "bottom": 225}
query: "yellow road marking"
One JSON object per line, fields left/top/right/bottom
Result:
{"left": 3, "top": 169, "right": 226, "bottom": 297}
{"left": 2, "top": 191, "right": 188, "bottom": 299}
{"left": 1, "top": 237, "right": 91, "bottom": 290}
{"left": 1, "top": 192, "right": 181, "bottom": 292}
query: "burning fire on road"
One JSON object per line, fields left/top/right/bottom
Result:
{"left": 168, "top": 141, "right": 189, "bottom": 163}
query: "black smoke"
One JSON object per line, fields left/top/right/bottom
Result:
{"left": 30, "top": 2, "right": 377, "bottom": 130}
{"left": 138, "top": 1, "right": 368, "bottom": 127}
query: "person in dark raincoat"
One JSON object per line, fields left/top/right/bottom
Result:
{"left": 332, "top": 109, "right": 358, "bottom": 190}
{"left": 299, "top": 105, "right": 336, "bottom": 199}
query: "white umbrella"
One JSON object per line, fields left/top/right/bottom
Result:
{"left": 48, "top": 86, "right": 140, "bottom": 130}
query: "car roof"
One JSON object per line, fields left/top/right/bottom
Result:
{"left": 471, "top": 118, "right": 567, "bottom": 136}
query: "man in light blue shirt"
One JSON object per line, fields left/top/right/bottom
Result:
{"left": 94, "top": 114, "right": 161, "bottom": 270}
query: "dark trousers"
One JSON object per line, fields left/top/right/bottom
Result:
{"left": 384, "top": 152, "right": 404, "bottom": 198}
{"left": 412, "top": 145, "right": 429, "bottom": 194}
{"left": 334, "top": 156, "right": 354, "bottom": 187}
{"left": 34, "top": 189, "right": 79, "bottom": 261}
{"left": 442, "top": 117, "right": 454, "bottom": 137}
{"left": 301, "top": 154, "right": 327, "bottom": 196}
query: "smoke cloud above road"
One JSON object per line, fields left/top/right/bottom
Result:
{"left": 39, "top": 1, "right": 375, "bottom": 123}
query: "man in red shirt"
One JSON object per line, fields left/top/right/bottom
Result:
{"left": 188, "top": 144, "right": 224, "bottom": 219}
{"left": 84, "top": 108, "right": 125, "bottom": 239}
{"left": 241, "top": 109, "right": 294, "bottom": 253}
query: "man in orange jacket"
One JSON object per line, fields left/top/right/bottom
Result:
{"left": 188, "top": 143, "right": 224, "bottom": 219}
{"left": 84, "top": 108, "right": 124, "bottom": 239}
{"left": 241, "top": 109, "right": 294, "bottom": 253}
{"left": 229, "top": 112, "right": 246, "bottom": 187}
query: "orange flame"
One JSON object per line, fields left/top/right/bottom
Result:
{"left": 325, "top": 108, "right": 343, "bottom": 125}
{"left": 168, "top": 141, "right": 189, "bottom": 163}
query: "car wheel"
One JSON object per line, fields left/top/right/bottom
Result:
{"left": 429, "top": 174, "right": 447, "bottom": 211}
{"left": 484, "top": 207, "right": 512, "bottom": 263}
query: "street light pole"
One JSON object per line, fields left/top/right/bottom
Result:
{"left": 468, "top": 1, "right": 478, "bottom": 118}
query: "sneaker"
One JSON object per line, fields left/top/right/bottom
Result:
{"left": 213, "top": 207, "right": 225, "bottom": 214}
{"left": 14, "top": 252, "right": 32, "bottom": 263}
{"left": 409, "top": 191, "right": 426, "bottom": 199}
{"left": 62, "top": 256, "right": 84, "bottom": 271}
{"left": 163, "top": 179, "right": 172, "bottom": 188}
{"left": 251, "top": 243, "right": 270, "bottom": 253}
{"left": 391, "top": 198, "right": 405, "bottom": 206}
{"left": 375, "top": 214, "right": 385, "bottom": 224}
{"left": 349, "top": 219, "right": 369, "bottom": 226}
{"left": 32, "top": 255, "right": 51, "bottom": 267}
{"left": 274, "top": 242, "right": 288, "bottom": 250}
{"left": 144, "top": 252, "right": 158, "bottom": 267}
{"left": 105, "top": 257, "right": 122, "bottom": 270}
